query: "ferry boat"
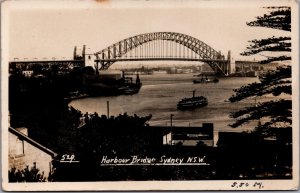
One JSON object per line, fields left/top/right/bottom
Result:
{"left": 177, "top": 90, "right": 208, "bottom": 110}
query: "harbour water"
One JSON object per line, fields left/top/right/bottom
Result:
{"left": 70, "top": 74, "right": 263, "bottom": 140}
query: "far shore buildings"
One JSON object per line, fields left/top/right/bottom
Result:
{"left": 235, "top": 61, "right": 279, "bottom": 72}
{"left": 8, "top": 127, "right": 57, "bottom": 180}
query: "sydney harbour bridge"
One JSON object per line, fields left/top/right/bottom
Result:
{"left": 10, "top": 32, "right": 235, "bottom": 76}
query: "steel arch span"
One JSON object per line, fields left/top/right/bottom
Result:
{"left": 94, "top": 32, "right": 231, "bottom": 76}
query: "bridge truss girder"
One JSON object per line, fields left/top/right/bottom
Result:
{"left": 94, "top": 32, "right": 230, "bottom": 76}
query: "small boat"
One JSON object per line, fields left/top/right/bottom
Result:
{"left": 67, "top": 91, "right": 89, "bottom": 100}
{"left": 118, "top": 73, "right": 142, "bottom": 95}
{"left": 177, "top": 90, "right": 208, "bottom": 110}
{"left": 224, "top": 99, "right": 230, "bottom": 103}
{"left": 123, "top": 87, "right": 139, "bottom": 95}
{"left": 193, "top": 75, "right": 219, "bottom": 84}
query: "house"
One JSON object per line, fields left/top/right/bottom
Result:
{"left": 162, "top": 123, "right": 214, "bottom": 146}
{"left": 8, "top": 127, "right": 57, "bottom": 180}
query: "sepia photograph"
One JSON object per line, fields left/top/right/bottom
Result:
{"left": 1, "top": 0, "right": 299, "bottom": 191}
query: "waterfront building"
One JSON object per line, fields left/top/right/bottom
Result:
{"left": 98, "top": 70, "right": 123, "bottom": 80}
{"left": 235, "top": 61, "right": 279, "bottom": 73}
{"left": 22, "top": 70, "right": 33, "bottom": 77}
{"left": 162, "top": 123, "right": 214, "bottom": 146}
{"left": 152, "top": 70, "right": 168, "bottom": 74}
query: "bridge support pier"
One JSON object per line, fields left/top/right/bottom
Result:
{"left": 227, "top": 50, "right": 235, "bottom": 74}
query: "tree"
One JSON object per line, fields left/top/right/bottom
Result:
{"left": 229, "top": 6, "right": 292, "bottom": 141}
{"left": 9, "top": 165, "right": 47, "bottom": 182}
{"left": 241, "top": 6, "right": 291, "bottom": 64}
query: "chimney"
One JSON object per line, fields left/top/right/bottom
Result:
{"left": 73, "top": 46, "right": 77, "bottom": 60}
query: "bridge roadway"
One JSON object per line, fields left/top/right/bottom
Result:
{"left": 95, "top": 57, "right": 228, "bottom": 63}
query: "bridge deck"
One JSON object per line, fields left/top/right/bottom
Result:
{"left": 95, "top": 58, "right": 228, "bottom": 63}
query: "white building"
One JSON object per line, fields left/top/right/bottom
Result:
{"left": 22, "top": 70, "right": 34, "bottom": 77}
{"left": 8, "top": 127, "right": 57, "bottom": 180}
{"left": 163, "top": 123, "right": 214, "bottom": 146}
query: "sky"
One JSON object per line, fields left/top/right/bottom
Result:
{"left": 6, "top": 0, "right": 292, "bottom": 67}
